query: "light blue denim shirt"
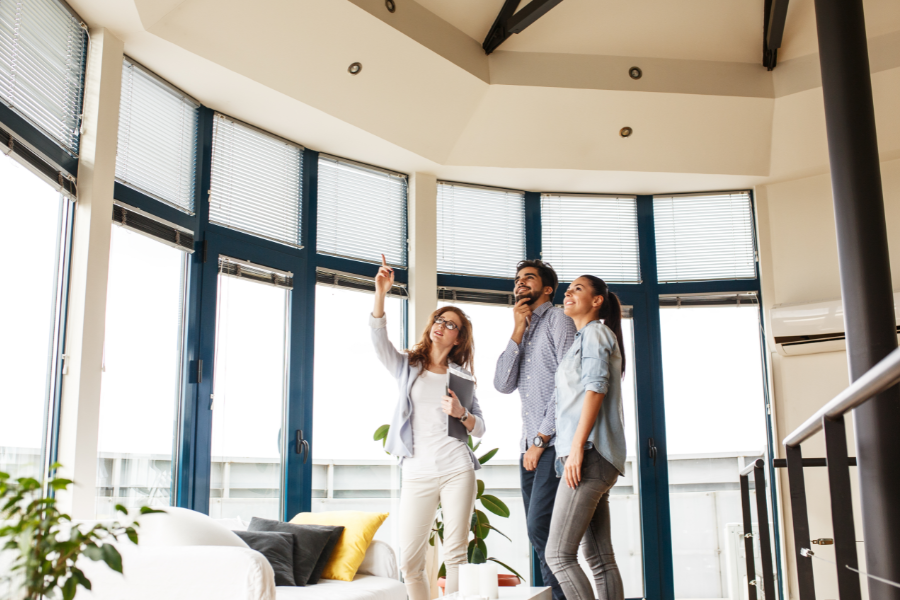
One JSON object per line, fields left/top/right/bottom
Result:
{"left": 554, "top": 320, "right": 626, "bottom": 477}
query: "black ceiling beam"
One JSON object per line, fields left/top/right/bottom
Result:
{"left": 482, "top": 0, "right": 565, "bottom": 55}
{"left": 763, "top": 0, "right": 790, "bottom": 70}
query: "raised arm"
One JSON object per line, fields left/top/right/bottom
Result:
{"left": 493, "top": 299, "right": 532, "bottom": 393}
{"left": 370, "top": 255, "right": 406, "bottom": 378}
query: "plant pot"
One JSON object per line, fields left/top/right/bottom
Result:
{"left": 437, "top": 574, "right": 522, "bottom": 591}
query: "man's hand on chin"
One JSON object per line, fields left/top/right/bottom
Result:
{"left": 523, "top": 444, "right": 545, "bottom": 471}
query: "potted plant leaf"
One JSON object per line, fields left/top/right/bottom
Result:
{"left": 0, "top": 464, "right": 160, "bottom": 600}
{"left": 373, "top": 425, "right": 525, "bottom": 587}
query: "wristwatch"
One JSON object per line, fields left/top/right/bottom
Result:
{"left": 460, "top": 408, "right": 470, "bottom": 423}
{"left": 533, "top": 435, "right": 548, "bottom": 448}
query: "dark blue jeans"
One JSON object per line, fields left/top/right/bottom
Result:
{"left": 521, "top": 445, "right": 565, "bottom": 600}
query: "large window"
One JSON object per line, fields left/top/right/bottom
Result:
{"left": 116, "top": 58, "right": 200, "bottom": 214}
{"left": 436, "top": 182, "right": 525, "bottom": 278}
{"left": 317, "top": 156, "right": 408, "bottom": 267}
{"left": 0, "top": 0, "right": 87, "bottom": 154}
{"left": 209, "top": 114, "right": 303, "bottom": 248}
{"left": 541, "top": 194, "right": 640, "bottom": 284}
{"left": 654, "top": 192, "right": 756, "bottom": 283}
{"left": 95, "top": 221, "right": 189, "bottom": 518}
{"left": 209, "top": 259, "right": 291, "bottom": 521}
{"left": 660, "top": 301, "right": 770, "bottom": 600}
{"left": 312, "top": 282, "right": 405, "bottom": 555}
{"left": 0, "top": 154, "right": 70, "bottom": 480}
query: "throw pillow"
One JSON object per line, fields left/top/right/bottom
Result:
{"left": 137, "top": 507, "right": 249, "bottom": 548}
{"left": 233, "top": 530, "right": 296, "bottom": 587}
{"left": 307, "top": 525, "right": 344, "bottom": 585}
{"left": 289, "top": 511, "right": 388, "bottom": 582}
{"left": 248, "top": 517, "right": 335, "bottom": 586}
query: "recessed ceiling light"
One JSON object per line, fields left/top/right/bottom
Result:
{"left": 620, "top": 127, "right": 633, "bottom": 138}
{"left": 629, "top": 67, "right": 642, "bottom": 80}
{"left": 385, "top": 0, "right": 396, "bottom": 12}
{"left": 348, "top": 62, "right": 362, "bottom": 75}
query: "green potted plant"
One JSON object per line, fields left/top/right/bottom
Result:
{"left": 0, "top": 464, "right": 159, "bottom": 600}
{"left": 373, "top": 425, "right": 525, "bottom": 587}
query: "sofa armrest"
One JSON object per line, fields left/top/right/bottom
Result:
{"left": 79, "top": 544, "right": 276, "bottom": 600}
{"left": 357, "top": 540, "right": 399, "bottom": 580}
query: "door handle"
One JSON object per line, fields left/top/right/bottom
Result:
{"left": 296, "top": 430, "right": 310, "bottom": 464}
{"left": 648, "top": 438, "right": 658, "bottom": 467}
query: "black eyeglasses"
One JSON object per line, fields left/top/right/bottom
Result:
{"left": 433, "top": 316, "right": 459, "bottom": 330}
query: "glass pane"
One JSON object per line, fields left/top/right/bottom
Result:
{"left": 95, "top": 226, "right": 187, "bottom": 518}
{"left": 210, "top": 273, "right": 289, "bottom": 521}
{"left": 312, "top": 285, "right": 405, "bottom": 554}
{"left": 0, "top": 155, "right": 64, "bottom": 480}
{"left": 661, "top": 305, "right": 769, "bottom": 600}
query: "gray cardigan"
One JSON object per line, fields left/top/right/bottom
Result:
{"left": 369, "top": 313, "right": 486, "bottom": 470}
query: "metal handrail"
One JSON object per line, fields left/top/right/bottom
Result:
{"left": 740, "top": 458, "right": 764, "bottom": 477}
{"left": 783, "top": 346, "right": 900, "bottom": 447}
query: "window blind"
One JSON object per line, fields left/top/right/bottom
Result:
{"left": 209, "top": 114, "right": 303, "bottom": 248}
{"left": 653, "top": 191, "right": 756, "bottom": 283}
{"left": 317, "top": 155, "right": 408, "bottom": 267}
{"left": 438, "top": 287, "right": 516, "bottom": 306}
{"left": 112, "top": 201, "right": 194, "bottom": 253}
{"left": 316, "top": 268, "right": 406, "bottom": 298}
{"left": 436, "top": 182, "right": 525, "bottom": 278}
{"left": 541, "top": 194, "right": 640, "bottom": 283}
{"left": 116, "top": 59, "right": 199, "bottom": 213}
{"left": 0, "top": 0, "right": 87, "bottom": 154}
{"left": 219, "top": 255, "right": 293, "bottom": 290}
{"left": 1, "top": 125, "right": 76, "bottom": 197}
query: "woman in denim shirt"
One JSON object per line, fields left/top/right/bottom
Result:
{"left": 545, "top": 275, "right": 626, "bottom": 600}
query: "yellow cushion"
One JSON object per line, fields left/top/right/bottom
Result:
{"left": 289, "top": 511, "right": 388, "bottom": 582}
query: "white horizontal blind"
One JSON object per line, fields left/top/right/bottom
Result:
{"left": 209, "top": 114, "right": 303, "bottom": 248}
{"left": 541, "top": 194, "right": 640, "bottom": 283}
{"left": 436, "top": 182, "right": 525, "bottom": 278}
{"left": 317, "top": 155, "right": 408, "bottom": 267}
{"left": 116, "top": 59, "right": 199, "bottom": 213}
{"left": 0, "top": 0, "right": 87, "bottom": 154}
{"left": 654, "top": 191, "right": 756, "bottom": 282}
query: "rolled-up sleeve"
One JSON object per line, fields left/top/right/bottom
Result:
{"left": 581, "top": 327, "right": 614, "bottom": 395}
{"left": 469, "top": 393, "right": 487, "bottom": 438}
{"left": 493, "top": 338, "right": 523, "bottom": 393}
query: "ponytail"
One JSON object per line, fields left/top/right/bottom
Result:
{"left": 582, "top": 275, "right": 626, "bottom": 377}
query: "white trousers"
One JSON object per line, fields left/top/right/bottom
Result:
{"left": 399, "top": 469, "right": 477, "bottom": 600}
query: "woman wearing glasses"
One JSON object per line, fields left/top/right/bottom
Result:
{"left": 545, "top": 275, "right": 627, "bottom": 600}
{"left": 371, "top": 255, "right": 486, "bottom": 600}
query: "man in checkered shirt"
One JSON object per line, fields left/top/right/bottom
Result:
{"left": 494, "top": 260, "right": 576, "bottom": 600}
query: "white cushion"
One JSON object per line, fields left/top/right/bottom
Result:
{"left": 356, "top": 541, "right": 398, "bottom": 579}
{"left": 213, "top": 516, "right": 248, "bottom": 531}
{"left": 137, "top": 507, "right": 249, "bottom": 548}
{"left": 79, "top": 544, "right": 275, "bottom": 600}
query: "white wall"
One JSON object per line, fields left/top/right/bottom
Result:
{"left": 756, "top": 61, "right": 900, "bottom": 598}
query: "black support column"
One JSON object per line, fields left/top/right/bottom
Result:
{"left": 814, "top": 1, "right": 900, "bottom": 598}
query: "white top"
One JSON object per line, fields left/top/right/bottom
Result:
{"left": 402, "top": 369, "right": 476, "bottom": 480}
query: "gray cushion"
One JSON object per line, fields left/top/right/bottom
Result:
{"left": 307, "top": 525, "right": 344, "bottom": 585}
{"left": 233, "top": 530, "right": 295, "bottom": 587}
{"left": 247, "top": 518, "right": 338, "bottom": 586}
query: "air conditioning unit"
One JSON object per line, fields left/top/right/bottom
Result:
{"left": 771, "top": 292, "right": 900, "bottom": 356}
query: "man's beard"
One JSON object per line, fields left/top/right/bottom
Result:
{"left": 515, "top": 289, "right": 539, "bottom": 305}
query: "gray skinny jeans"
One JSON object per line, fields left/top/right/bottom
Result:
{"left": 545, "top": 449, "right": 624, "bottom": 600}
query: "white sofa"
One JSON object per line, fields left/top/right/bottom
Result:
{"left": 76, "top": 508, "right": 405, "bottom": 600}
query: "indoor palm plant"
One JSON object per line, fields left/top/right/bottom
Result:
{"left": 0, "top": 464, "right": 159, "bottom": 600}
{"left": 373, "top": 425, "right": 525, "bottom": 582}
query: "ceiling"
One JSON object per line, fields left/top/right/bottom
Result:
{"left": 66, "top": 0, "right": 900, "bottom": 195}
